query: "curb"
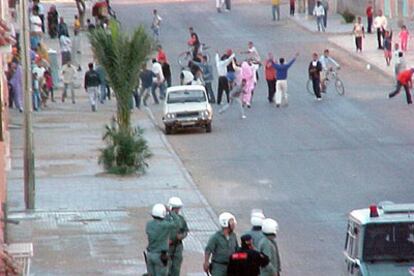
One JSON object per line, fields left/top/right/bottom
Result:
{"left": 289, "top": 16, "right": 352, "bottom": 35}
{"left": 144, "top": 107, "right": 220, "bottom": 228}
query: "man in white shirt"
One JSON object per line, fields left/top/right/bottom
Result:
{"left": 319, "top": 49, "right": 339, "bottom": 92}
{"left": 373, "top": 10, "right": 387, "bottom": 49}
{"left": 61, "top": 61, "right": 77, "bottom": 103}
{"left": 151, "top": 59, "right": 165, "bottom": 103}
{"left": 33, "top": 0, "right": 45, "bottom": 33}
{"left": 30, "top": 6, "right": 43, "bottom": 49}
{"left": 313, "top": 1, "right": 325, "bottom": 32}
{"left": 59, "top": 34, "right": 72, "bottom": 66}
{"left": 151, "top": 9, "right": 162, "bottom": 41}
{"left": 215, "top": 51, "right": 235, "bottom": 104}
{"left": 241, "top": 41, "right": 261, "bottom": 63}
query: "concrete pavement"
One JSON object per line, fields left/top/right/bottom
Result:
{"left": 7, "top": 2, "right": 217, "bottom": 275}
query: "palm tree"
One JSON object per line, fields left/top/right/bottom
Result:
{"left": 89, "top": 21, "right": 153, "bottom": 175}
{"left": 88, "top": 21, "right": 152, "bottom": 131}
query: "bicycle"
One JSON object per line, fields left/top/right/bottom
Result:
{"left": 177, "top": 43, "right": 211, "bottom": 67}
{"left": 307, "top": 67, "right": 345, "bottom": 96}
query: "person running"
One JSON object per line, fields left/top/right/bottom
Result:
{"left": 319, "top": 49, "right": 339, "bottom": 93}
{"left": 388, "top": 68, "right": 413, "bottom": 105}
{"left": 218, "top": 79, "right": 247, "bottom": 119}
{"left": 216, "top": 50, "right": 235, "bottom": 104}
{"left": 308, "top": 53, "right": 323, "bottom": 101}
{"left": 272, "top": 53, "right": 299, "bottom": 107}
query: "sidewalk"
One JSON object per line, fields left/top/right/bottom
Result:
{"left": 7, "top": 3, "right": 217, "bottom": 275}
{"left": 291, "top": 12, "right": 414, "bottom": 78}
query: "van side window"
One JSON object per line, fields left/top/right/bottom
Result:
{"left": 345, "top": 223, "right": 359, "bottom": 258}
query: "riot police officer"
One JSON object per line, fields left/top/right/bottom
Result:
{"left": 203, "top": 212, "right": 238, "bottom": 276}
{"left": 145, "top": 203, "right": 177, "bottom": 276}
{"left": 244, "top": 210, "right": 266, "bottom": 249}
{"left": 167, "top": 197, "right": 189, "bottom": 276}
{"left": 258, "top": 218, "right": 281, "bottom": 276}
{"left": 227, "top": 234, "right": 269, "bottom": 276}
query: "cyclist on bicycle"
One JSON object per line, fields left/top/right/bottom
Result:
{"left": 319, "top": 49, "right": 340, "bottom": 92}
{"left": 187, "top": 27, "right": 201, "bottom": 59}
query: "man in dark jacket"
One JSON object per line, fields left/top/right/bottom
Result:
{"left": 84, "top": 63, "right": 101, "bottom": 111}
{"left": 227, "top": 234, "right": 269, "bottom": 276}
{"left": 308, "top": 53, "right": 323, "bottom": 101}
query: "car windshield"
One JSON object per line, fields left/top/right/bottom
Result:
{"left": 167, "top": 90, "right": 206, "bottom": 104}
{"left": 363, "top": 222, "right": 414, "bottom": 262}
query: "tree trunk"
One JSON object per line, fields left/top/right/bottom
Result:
{"left": 75, "top": 0, "right": 86, "bottom": 29}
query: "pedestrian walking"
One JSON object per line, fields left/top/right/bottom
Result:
{"left": 151, "top": 9, "right": 162, "bottom": 41}
{"left": 137, "top": 64, "right": 154, "bottom": 107}
{"left": 59, "top": 34, "right": 71, "bottom": 66}
{"left": 61, "top": 60, "right": 77, "bottom": 103}
{"left": 32, "top": 72, "right": 41, "bottom": 111}
{"left": 289, "top": 0, "right": 295, "bottom": 16}
{"left": 167, "top": 197, "right": 189, "bottom": 276}
{"left": 145, "top": 204, "right": 177, "bottom": 276}
{"left": 399, "top": 25, "right": 409, "bottom": 52}
{"left": 264, "top": 53, "right": 276, "bottom": 103}
{"left": 243, "top": 210, "right": 266, "bottom": 249}
{"left": 384, "top": 30, "right": 392, "bottom": 66}
{"left": 218, "top": 79, "right": 247, "bottom": 119}
{"left": 353, "top": 17, "right": 365, "bottom": 52}
{"left": 44, "top": 69, "right": 54, "bottom": 102}
{"left": 84, "top": 62, "right": 101, "bottom": 111}
{"left": 8, "top": 61, "right": 23, "bottom": 112}
{"left": 313, "top": 1, "right": 325, "bottom": 32}
{"left": 308, "top": 53, "right": 323, "bottom": 101}
{"left": 216, "top": 51, "right": 235, "bottom": 104}
{"left": 321, "top": 0, "right": 329, "bottom": 29}
{"left": 30, "top": 6, "right": 43, "bottom": 50}
{"left": 271, "top": 0, "right": 280, "bottom": 21}
{"left": 388, "top": 68, "right": 413, "bottom": 104}
{"left": 227, "top": 234, "right": 270, "bottom": 276}
{"left": 258, "top": 218, "right": 281, "bottom": 276}
{"left": 204, "top": 212, "right": 238, "bottom": 276}
{"left": 272, "top": 53, "right": 299, "bottom": 107}
{"left": 57, "top": 17, "right": 69, "bottom": 38}
{"left": 366, "top": 1, "right": 373, "bottom": 33}
{"left": 151, "top": 58, "right": 166, "bottom": 102}
{"left": 373, "top": 10, "right": 387, "bottom": 49}
{"left": 96, "top": 64, "right": 108, "bottom": 103}
{"left": 191, "top": 55, "right": 216, "bottom": 103}
{"left": 72, "top": 15, "right": 82, "bottom": 71}
{"left": 47, "top": 5, "right": 58, "bottom": 38}
{"left": 240, "top": 62, "right": 255, "bottom": 108}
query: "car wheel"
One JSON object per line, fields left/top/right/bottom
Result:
{"left": 206, "top": 123, "right": 212, "bottom": 133}
{"left": 165, "top": 125, "right": 173, "bottom": 135}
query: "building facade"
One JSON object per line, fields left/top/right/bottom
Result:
{"left": 338, "top": 0, "right": 414, "bottom": 18}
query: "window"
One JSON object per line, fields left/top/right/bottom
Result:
{"left": 167, "top": 90, "right": 206, "bottom": 104}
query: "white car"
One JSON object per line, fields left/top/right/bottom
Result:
{"left": 162, "top": 85, "right": 213, "bottom": 134}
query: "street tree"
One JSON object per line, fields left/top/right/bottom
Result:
{"left": 89, "top": 21, "right": 153, "bottom": 175}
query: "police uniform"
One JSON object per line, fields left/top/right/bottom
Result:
{"left": 168, "top": 212, "right": 189, "bottom": 276}
{"left": 205, "top": 230, "right": 238, "bottom": 276}
{"left": 258, "top": 236, "right": 281, "bottom": 276}
{"left": 145, "top": 218, "right": 177, "bottom": 276}
{"left": 244, "top": 227, "right": 265, "bottom": 249}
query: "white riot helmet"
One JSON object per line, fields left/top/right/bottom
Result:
{"left": 250, "top": 211, "right": 265, "bottom": 227}
{"left": 152, "top": 203, "right": 167, "bottom": 219}
{"left": 262, "top": 218, "right": 279, "bottom": 235}
{"left": 168, "top": 197, "right": 183, "bottom": 209}
{"left": 218, "top": 212, "right": 237, "bottom": 228}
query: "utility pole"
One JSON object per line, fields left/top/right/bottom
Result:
{"left": 19, "top": 0, "right": 35, "bottom": 209}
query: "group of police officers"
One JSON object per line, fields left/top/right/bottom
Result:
{"left": 145, "top": 197, "right": 281, "bottom": 276}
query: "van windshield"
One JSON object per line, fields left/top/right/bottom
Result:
{"left": 167, "top": 90, "right": 206, "bottom": 104}
{"left": 363, "top": 222, "right": 414, "bottom": 262}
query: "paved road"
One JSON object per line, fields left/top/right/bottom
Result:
{"left": 115, "top": 1, "right": 414, "bottom": 275}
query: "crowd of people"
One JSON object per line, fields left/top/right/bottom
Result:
{"left": 146, "top": 197, "right": 281, "bottom": 276}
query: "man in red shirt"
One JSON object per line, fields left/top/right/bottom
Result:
{"left": 366, "top": 1, "right": 373, "bottom": 33}
{"left": 388, "top": 68, "right": 414, "bottom": 104}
